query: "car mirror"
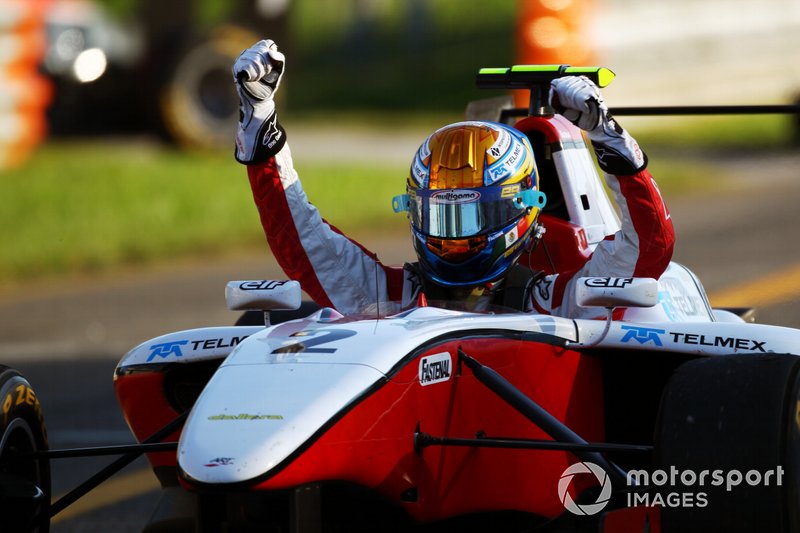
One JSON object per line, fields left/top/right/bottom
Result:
{"left": 226, "top": 280, "right": 302, "bottom": 312}
{"left": 575, "top": 277, "right": 658, "bottom": 308}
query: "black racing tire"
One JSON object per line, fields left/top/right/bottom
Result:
{"left": 0, "top": 365, "right": 50, "bottom": 532}
{"left": 159, "top": 25, "right": 259, "bottom": 150}
{"left": 655, "top": 354, "right": 800, "bottom": 533}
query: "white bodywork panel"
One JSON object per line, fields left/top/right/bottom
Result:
{"left": 119, "top": 326, "right": 265, "bottom": 367}
{"left": 552, "top": 144, "right": 621, "bottom": 246}
{"left": 178, "top": 309, "right": 577, "bottom": 485}
{"left": 173, "top": 280, "right": 800, "bottom": 485}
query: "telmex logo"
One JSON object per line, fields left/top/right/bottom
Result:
{"left": 620, "top": 325, "right": 665, "bottom": 346}
{"left": 431, "top": 190, "right": 481, "bottom": 204}
{"left": 148, "top": 340, "right": 188, "bottom": 361}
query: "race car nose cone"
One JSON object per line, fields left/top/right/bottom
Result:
{"left": 177, "top": 361, "right": 384, "bottom": 486}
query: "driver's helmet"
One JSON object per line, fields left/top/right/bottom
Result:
{"left": 393, "top": 121, "right": 546, "bottom": 287}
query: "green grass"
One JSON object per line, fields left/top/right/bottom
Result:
{"left": 629, "top": 114, "right": 794, "bottom": 149}
{"left": 0, "top": 141, "right": 406, "bottom": 286}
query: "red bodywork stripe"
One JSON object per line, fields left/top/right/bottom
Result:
{"left": 114, "top": 372, "right": 182, "bottom": 469}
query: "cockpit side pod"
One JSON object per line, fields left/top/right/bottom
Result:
{"left": 180, "top": 330, "right": 603, "bottom": 524}
{"left": 113, "top": 326, "right": 263, "bottom": 484}
{"left": 513, "top": 114, "right": 621, "bottom": 274}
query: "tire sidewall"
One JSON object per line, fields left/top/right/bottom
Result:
{"left": 783, "top": 359, "right": 800, "bottom": 533}
{"left": 655, "top": 354, "right": 800, "bottom": 533}
{"left": 160, "top": 26, "right": 260, "bottom": 150}
{"left": 0, "top": 366, "right": 50, "bottom": 532}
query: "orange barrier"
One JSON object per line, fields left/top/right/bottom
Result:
{"left": 0, "top": 0, "right": 52, "bottom": 170}
{"left": 514, "top": 0, "right": 597, "bottom": 108}
{"left": 0, "top": 72, "right": 53, "bottom": 112}
{"left": 0, "top": 117, "right": 47, "bottom": 169}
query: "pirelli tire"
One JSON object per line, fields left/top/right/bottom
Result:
{"left": 655, "top": 354, "right": 800, "bottom": 533}
{"left": 159, "top": 26, "right": 258, "bottom": 150}
{"left": 0, "top": 365, "right": 50, "bottom": 532}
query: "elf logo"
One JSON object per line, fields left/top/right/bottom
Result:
{"left": 419, "top": 353, "right": 452, "bottom": 386}
{"left": 239, "top": 280, "right": 289, "bottom": 291}
{"left": 584, "top": 277, "right": 634, "bottom": 288}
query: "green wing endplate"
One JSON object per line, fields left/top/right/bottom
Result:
{"left": 476, "top": 65, "right": 616, "bottom": 89}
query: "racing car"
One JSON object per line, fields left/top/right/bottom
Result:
{"left": 2, "top": 66, "right": 800, "bottom": 533}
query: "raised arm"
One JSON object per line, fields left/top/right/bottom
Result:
{"left": 232, "top": 40, "right": 405, "bottom": 314}
{"left": 533, "top": 76, "right": 675, "bottom": 318}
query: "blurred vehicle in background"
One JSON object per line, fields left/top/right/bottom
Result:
{"left": 43, "top": 0, "right": 289, "bottom": 149}
{"left": 37, "top": 0, "right": 800, "bottom": 149}
{"left": 43, "top": 0, "right": 144, "bottom": 139}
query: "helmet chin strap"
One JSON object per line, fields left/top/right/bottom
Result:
{"left": 525, "top": 223, "right": 555, "bottom": 272}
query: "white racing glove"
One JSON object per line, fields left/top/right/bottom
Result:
{"left": 233, "top": 39, "right": 287, "bottom": 164}
{"left": 550, "top": 76, "right": 647, "bottom": 175}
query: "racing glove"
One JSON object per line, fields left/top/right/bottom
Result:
{"left": 551, "top": 76, "right": 647, "bottom": 175}
{"left": 233, "top": 39, "right": 287, "bottom": 164}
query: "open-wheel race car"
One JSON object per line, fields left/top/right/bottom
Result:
{"left": 3, "top": 66, "right": 800, "bottom": 533}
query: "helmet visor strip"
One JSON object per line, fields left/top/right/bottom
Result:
{"left": 403, "top": 186, "right": 546, "bottom": 239}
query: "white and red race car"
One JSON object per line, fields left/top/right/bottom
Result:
{"left": 2, "top": 66, "right": 800, "bottom": 533}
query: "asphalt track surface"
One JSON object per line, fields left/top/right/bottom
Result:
{"left": 1, "top": 148, "right": 799, "bottom": 531}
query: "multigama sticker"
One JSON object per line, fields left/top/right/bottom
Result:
{"left": 419, "top": 352, "right": 452, "bottom": 386}
{"left": 431, "top": 190, "right": 481, "bottom": 204}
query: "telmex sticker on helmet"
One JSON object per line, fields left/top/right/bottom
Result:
{"left": 431, "top": 190, "right": 481, "bottom": 204}
{"left": 487, "top": 128, "right": 512, "bottom": 160}
{"left": 503, "top": 143, "right": 524, "bottom": 169}
{"left": 419, "top": 134, "right": 432, "bottom": 160}
{"left": 412, "top": 155, "right": 427, "bottom": 185}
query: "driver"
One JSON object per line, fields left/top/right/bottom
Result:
{"left": 233, "top": 40, "right": 675, "bottom": 318}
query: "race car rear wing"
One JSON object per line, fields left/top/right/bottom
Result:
{"left": 470, "top": 64, "right": 800, "bottom": 122}
{"left": 475, "top": 65, "right": 615, "bottom": 117}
